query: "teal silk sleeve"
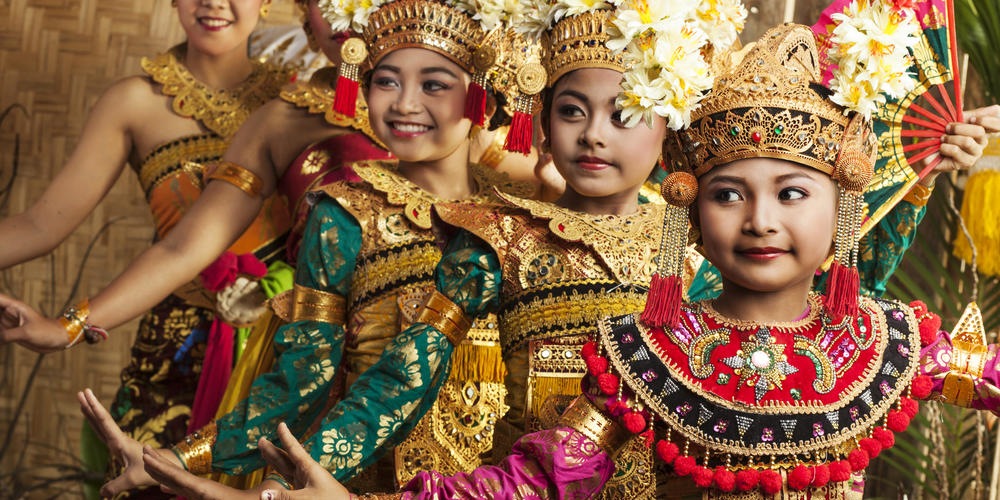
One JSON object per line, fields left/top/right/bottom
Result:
{"left": 301, "top": 230, "right": 503, "bottom": 480}
{"left": 211, "top": 197, "right": 360, "bottom": 474}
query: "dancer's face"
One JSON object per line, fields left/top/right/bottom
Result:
{"left": 176, "top": 0, "right": 264, "bottom": 55}
{"left": 304, "top": 0, "right": 349, "bottom": 62}
{"left": 546, "top": 68, "right": 666, "bottom": 204}
{"left": 366, "top": 48, "right": 473, "bottom": 164}
{"left": 697, "top": 158, "right": 837, "bottom": 294}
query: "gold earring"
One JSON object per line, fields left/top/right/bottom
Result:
{"left": 259, "top": 3, "right": 270, "bottom": 19}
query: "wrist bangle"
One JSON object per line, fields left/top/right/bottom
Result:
{"left": 171, "top": 422, "right": 217, "bottom": 475}
{"left": 60, "top": 299, "right": 110, "bottom": 348}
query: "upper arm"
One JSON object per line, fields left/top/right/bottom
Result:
{"left": 294, "top": 196, "right": 362, "bottom": 295}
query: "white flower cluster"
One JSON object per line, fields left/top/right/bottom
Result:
{"left": 826, "top": 0, "right": 920, "bottom": 119}
{"left": 609, "top": 0, "right": 746, "bottom": 130}
{"left": 320, "top": 0, "right": 526, "bottom": 37}
{"left": 319, "top": 0, "right": 385, "bottom": 32}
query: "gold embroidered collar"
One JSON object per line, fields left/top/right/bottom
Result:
{"left": 498, "top": 192, "right": 663, "bottom": 283}
{"left": 699, "top": 293, "right": 828, "bottom": 334}
{"left": 279, "top": 66, "right": 382, "bottom": 147}
{"left": 353, "top": 161, "right": 532, "bottom": 229}
{"left": 142, "top": 44, "right": 289, "bottom": 139}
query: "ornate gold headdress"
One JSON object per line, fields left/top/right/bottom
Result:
{"left": 488, "top": 29, "right": 547, "bottom": 154}
{"left": 643, "top": 23, "right": 883, "bottom": 328}
{"left": 318, "top": 0, "right": 521, "bottom": 127}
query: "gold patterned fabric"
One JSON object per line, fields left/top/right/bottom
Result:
{"left": 435, "top": 194, "right": 663, "bottom": 499}
{"left": 279, "top": 66, "right": 382, "bottom": 146}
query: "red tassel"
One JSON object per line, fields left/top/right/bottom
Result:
{"left": 333, "top": 75, "right": 359, "bottom": 117}
{"left": 886, "top": 409, "right": 911, "bottom": 432}
{"left": 640, "top": 429, "right": 654, "bottom": 448}
{"left": 830, "top": 460, "right": 852, "bottom": 482}
{"left": 641, "top": 274, "right": 683, "bottom": 328}
{"left": 735, "top": 469, "right": 760, "bottom": 491}
{"left": 503, "top": 111, "right": 533, "bottom": 155}
{"left": 812, "top": 464, "right": 831, "bottom": 488}
{"left": 673, "top": 455, "right": 696, "bottom": 476}
{"left": 847, "top": 448, "right": 869, "bottom": 471}
{"left": 464, "top": 80, "right": 487, "bottom": 127}
{"left": 692, "top": 466, "right": 714, "bottom": 488}
{"left": 597, "top": 372, "right": 620, "bottom": 396}
{"left": 623, "top": 410, "right": 646, "bottom": 434}
{"left": 824, "top": 262, "right": 860, "bottom": 319}
{"left": 859, "top": 437, "right": 881, "bottom": 459}
{"left": 873, "top": 427, "right": 895, "bottom": 449}
{"left": 656, "top": 440, "right": 680, "bottom": 464}
{"left": 584, "top": 354, "right": 608, "bottom": 376}
{"left": 581, "top": 341, "right": 597, "bottom": 359}
{"left": 900, "top": 397, "right": 920, "bottom": 418}
{"left": 787, "top": 465, "right": 812, "bottom": 491}
{"left": 759, "top": 469, "right": 783, "bottom": 495}
{"left": 911, "top": 375, "right": 933, "bottom": 400}
{"left": 713, "top": 466, "right": 736, "bottom": 492}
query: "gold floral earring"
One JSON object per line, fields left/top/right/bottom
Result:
{"left": 259, "top": 2, "right": 270, "bottom": 19}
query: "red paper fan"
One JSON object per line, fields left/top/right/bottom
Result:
{"left": 812, "top": 0, "right": 964, "bottom": 234}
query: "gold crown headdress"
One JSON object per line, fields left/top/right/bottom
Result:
{"left": 642, "top": 24, "right": 883, "bottom": 329}
{"left": 318, "top": 0, "right": 524, "bottom": 126}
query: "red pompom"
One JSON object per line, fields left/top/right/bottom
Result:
{"left": 673, "top": 455, "right": 696, "bottom": 476}
{"left": 622, "top": 410, "right": 646, "bottom": 434}
{"left": 759, "top": 469, "right": 783, "bottom": 495}
{"left": 812, "top": 464, "right": 831, "bottom": 488}
{"left": 692, "top": 466, "right": 714, "bottom": 488}
{"left": 886, "top": 409, "right": 911, "bottom": 433}
{"left": 872, "top": 427, "right": 896, "bottom": 449}
{"left": 787, "top": 465, "right": 812, "bottom": 491}
{"left": 859, "top": 437, "right": 882, "bottom": 459}
{"left": 910, "top": 375, "right": 933, "bottom": 400}
{"left": 735, "top": 469, "right": 760, "bottom": 491}
{"left": 581, "top": 341, "right": 597, "bottom": 359}
{"left": 584, "top": 355, "right": 608, "bottom": 376}
{"left": 604, "top": 398, "right": 629, "bottom": 416}
{"left": 713, "top": 466, "right": 736, "bottom": 492}
{"left": 829, "top": 460, "right": 852, "bottom": 482}
{"left": 900, "top": 397, "right": 919, "bottom": 418}
{"left": 655, "top": 440, "right": 680, "bottom": 464}
{"left": 848, "top": 448, "right": 870, "bottom": 471}
{"left": 597, "top": 372, "right": 620, "bottom": 396}
{"left": 640, "top": 429, "right": 654, "bottom": 448}
{"left": 910, "top": 300, "right": 942, "bottom": 347}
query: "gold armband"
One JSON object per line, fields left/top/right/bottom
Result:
{"left": 416, "top": 290, "right": 472, "bottom": 345}
{"left": 950, "top": 339, "right": 990, "bottom": 378}
{"left": 290, "top": 284, "right": 346, "bottom": 324}
{"left": 941, "top": 372, "right": 976, "bottom": 408}
{"left": 171, "top": 422, "right": 217, "bottom": 475}
{"left": 207, "top": 161, "right": 264, "bottom": 198}
{"left": 558, "top": 396, "right": 631, "bottom": 456}
{"left": 902, "top": 183, "right": 933, "bottom": 207}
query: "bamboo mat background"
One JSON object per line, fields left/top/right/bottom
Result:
{"left": 0, "top": 0, "right": 894, "bottom": 497}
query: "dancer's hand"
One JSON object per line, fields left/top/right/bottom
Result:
{"left": 258, "top": 422, "right": 352, "bottom": 499}
{"left": 144, "top": 445, "right": 259, "bottom": 500}
{"left": 0, "top": 294, "right": 67, "bottom": 353}
{"left": 920, "top": 106, "right": 1000, "bottom": 186}
{"left": 78, "top": 388, "right": 159, "bottom": 495}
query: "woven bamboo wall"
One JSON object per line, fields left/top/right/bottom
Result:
{"left": 0, "top": 0, "right": 823, "bottom": 498}
{"left": 0, "top": 1, "right": 299, "bottom": 497}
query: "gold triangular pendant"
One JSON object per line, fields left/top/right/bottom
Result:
{"left": 950, "top": 302, "right": 987, "bottom": 345}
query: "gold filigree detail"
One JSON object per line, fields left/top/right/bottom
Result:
{"left": 138, "top": 134, "right": 227, "bottom": 197}
{"left": 142, "top": 45, "right": 290, "bottom": 139}
{"left": 498, "top": 192, "right": 664, "bottom": 284}
{"left": 279, "top": 66, "right": 383, "bottom": 146}
{"left": 542, "top": 10, "right": 626, "bottom": 86}
{"left": 557, "top": 396, "right": 631, "bottom": 455}
{"left": 393, "top": 380, "right": 509, "bottom": 484}
{"left": 171, "top": 422, "right": 217, "bottom": 476}
{"left": 352, "top": 161, "right": 532, "bottom": 229}
{"left": 701, "top": 294, "right": 825, "bottom": 334}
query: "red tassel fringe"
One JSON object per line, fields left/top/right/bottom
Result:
{"left": 641, "top": 274, "right": 682, "bottom": 328}
{"left": 464, "top": 81, "right": 487, "bottom": 127}
{"left": 333, "top": 75, "right": 359, "bottom": 117}
{"left": 503, "top": 111, "right": 533, "bottom": 155}
{"left": 824, "top": 262, "right": 860, "bottom": 319}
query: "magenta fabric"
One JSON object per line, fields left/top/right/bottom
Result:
{"left": 919, "top": 330, "right": 1000, "bottom": 414}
